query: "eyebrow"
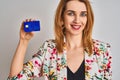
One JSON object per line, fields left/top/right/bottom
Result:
{"left": 66, "top": 10, "right": 87, "bottom": 13}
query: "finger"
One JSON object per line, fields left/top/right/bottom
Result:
{"left": 31, "top": 18, "right": 36, "bottom": 22}
{"left": 25, "top": 18, "right": 36, "bottom": 22}
{"left": 20, "top": 20, "right": 26, "bottom": 32}
{"left": 29, "top": 18, "right": 32, "bottom": 21}
{"left": 26, "top": 19, "right": 29, "bottom": 22}
{"left": 28, "top": 18, "right": 34, "bottom": 22}
{"left": 30, "top": 32, "right": 34, "bottom": 36}
{"left": 21, "top": 21, "right": 25, "bottom": 28}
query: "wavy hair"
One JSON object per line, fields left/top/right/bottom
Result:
{"left": 54, "top": 0, "right": 94, "bottom": 55}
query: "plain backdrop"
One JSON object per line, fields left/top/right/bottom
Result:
{"left": 0, "top": 0, "right": 119, "bottom": 80}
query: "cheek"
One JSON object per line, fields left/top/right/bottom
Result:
{"left": 64, "top": 16, "right": 73, "bottom": 25}
{"left": 84, "top": 17, "right": 87, "bottom": 22}
{"left": 82, "top": 17, "right": 87, "bottom": 26}
{"left": 80, "top": 17, "right": 87, "bottom": 31}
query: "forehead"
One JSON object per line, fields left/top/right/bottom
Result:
{"left": 66, "top": 1, "right": 87, "bottom": 11}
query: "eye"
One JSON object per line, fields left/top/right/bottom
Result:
{"left": 80, "top": 12, "right": 87, "bottom": 17}
{"left": 67, "top": 11, "right": 74, "bottom": 16}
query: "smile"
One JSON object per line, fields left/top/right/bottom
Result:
{"left": 71, "top": 25, "right": 81, "bottom": 30}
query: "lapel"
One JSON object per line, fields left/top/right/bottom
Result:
{"left": 56, "top": 50, "right": 95, "bottom": 79}
{"left": 56, "top": 48, "right": 102, "bottom": 80}
{"left": 85, "top": 51, "right": 95, "bottom": 79}
{"left": 56, "top": 50, "right": 67, "bottom": 79}
{"left": 85, "top": 50, "right": 104, "bottom": 80}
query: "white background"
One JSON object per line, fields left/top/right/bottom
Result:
{"left": 0, "top": 0, "right": 119, "bottom": 80}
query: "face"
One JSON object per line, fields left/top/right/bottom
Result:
{"left": 63, "top": 0, "right": 87, "bottom": 36}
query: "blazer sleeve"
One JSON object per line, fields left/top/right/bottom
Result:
{"left": 103, "top": 43, "right": 112, "bottom": 80}
{"left": 7, "top": 41, "right": 48, "bottom": 80}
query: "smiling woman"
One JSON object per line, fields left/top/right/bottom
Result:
{"left": 7, "top": 0, "right": 112, "bottom": 80}
{"left": 63, "top": 1, "right": 87, "bottom": 35}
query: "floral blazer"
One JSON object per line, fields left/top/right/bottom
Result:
{"left": 8, "top": 39, "right": 112, "bottom": 80}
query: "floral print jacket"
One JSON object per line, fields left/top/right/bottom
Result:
{"left": 8, "top": 39, "right": 112, "bottom": 80}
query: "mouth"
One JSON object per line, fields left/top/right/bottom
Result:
{"left": 71, "top": 24, "right": 81, "bottom": 30}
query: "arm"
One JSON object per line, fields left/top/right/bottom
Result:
{"left": 8, "top": 42, "right": 47, "bottom": 79}
{"left": 9, "top": 19, "right": 34, "bottom": 77}
{"left": 9, "top": 39, "right": 29, "bottom": 77}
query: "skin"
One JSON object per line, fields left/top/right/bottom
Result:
{"left": 9, "top": 0, "right": 87, "bottom": 77}
{"left": 63, "top": 0, "right": 87, "bottom": 73}
{"left": 9, "top": 19, "right": 34, "bottom": 77}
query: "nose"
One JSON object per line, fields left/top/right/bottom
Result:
{"left": 73, "top": 15, "right": 80, "bottom": 23}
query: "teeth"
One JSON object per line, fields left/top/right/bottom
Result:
{"left": 72, "top": 25, "right": 80, "bottom": 30}
{"left": 73, "top": 26, "right": 80, "bottom": 28}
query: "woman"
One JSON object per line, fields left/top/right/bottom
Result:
{"left": 8, "top": 0, "right": 112, "bottom": 80}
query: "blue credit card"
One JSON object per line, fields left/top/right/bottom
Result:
{"left": 24, "top": 21, "right": 40, "bottom": 32}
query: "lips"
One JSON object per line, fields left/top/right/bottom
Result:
{"left": 71, "top": 25, "right": 81, "bottom": 30}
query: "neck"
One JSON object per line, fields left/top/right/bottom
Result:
{"left": 65, "top": 33, "right": 83, "bottom": 49}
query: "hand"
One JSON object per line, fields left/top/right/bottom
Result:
{"left": 20, "top": 19, "right": 34, "bottom": 41}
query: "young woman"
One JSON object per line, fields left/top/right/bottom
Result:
{"left": 8, "top": 0, "right": 112, "bottom": 80}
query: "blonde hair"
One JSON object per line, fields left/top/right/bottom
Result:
{"left": 54, "top": 0, "right": 94, "bottom": 55}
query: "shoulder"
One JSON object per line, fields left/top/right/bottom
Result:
{"left": 42, "top": 39, "right": 56, "bottom": 47}
{"left": 33, "top": 39, "right": 56, "bottom": 57}
{"left": 44, "top": 39, "right": 56, "bottom": 45}
{"left": 40, "top": 39, "right": 56, "bottom": 50}
{"left": 92, "top": 39, "right": 111, "bottom": 54}
{"left": 93, "top": 39, "right": 111, "bottom": 49}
